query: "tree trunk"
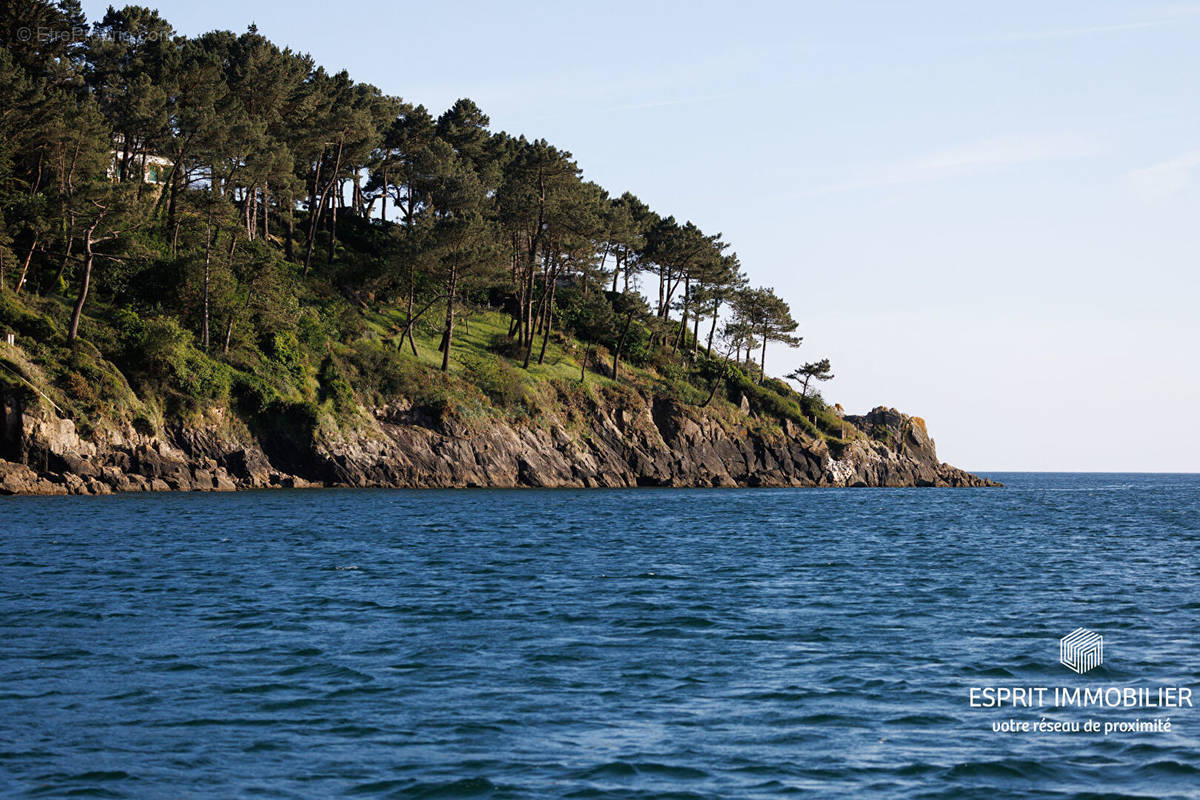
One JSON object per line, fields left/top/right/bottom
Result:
{"left": 702, "top": 352, "right": 732, "bottom": 407}
{"left": 380, "top": 168, "right": 388, "bottom": 222}
{"left": 286, "top": 204, "right": 295, "bottom": 261}
{"left": 533, "top": 267, "right": 551, "bottom": 336}
{"left": 579, "top": 342, "right": 593, "bottom": 382}
{"left": 226, "top": 226, "right": 239, "bottom": 271}
{"left": 440, "top": 268, "right": 458, "bottom": 372}
{"left": 536, "top": 272, "right": 558, "bottom": 365}
{"left": 224, "top": 285, "right": 252, "bottom": 354}
{"left": 119, "top": 136, "right": 130, "bottom": 182}
{"left": 525, "top": 259, "right": 553, "bottom": 368}
{"left": 67, "top": 228, "right": 98, "bottom": 345}
{"left": 14, "top": 235, "right": 38, "bottom": 294}
{"left": 706, "top": 309, "right": 718, "bottom": 356}
{"left": 201, "top": 211, "right": 214, "bottom": 350}
{"left": 612, "top": 310, "right": 633, "bottom": 381}
{"left": 164, "top": 154, "right": 181, "bottom": 231}
{"left": 303, "top": 142, "right": 342, "bottom": 275}
{"left": 53, "top": 226, "right": 74, "bottom": 291}
{"left": 327, "top": 183, "right": 338, "bottom": 262}
{"left": 657, "top": 266, "right": 664, "bottom": 317}
{"left": 400, "top": 259, "right": 419, "bottom": 356}
{"left": 759, "top": 333, "right": 768, "bottom": 383}
{"left": 302, "top": 157, "right": 323, "bottom": 274}
{"left": 521, "top": 249, "right": 536, "bottom": 350}
{"left": 201, "top": 251, "right": 211, "bottom": 340}
{"left": 673, "top": 277, "right": 689, "bottom": 354}
{"left": 247, "top": 185, "right": 256, "bottom": 239}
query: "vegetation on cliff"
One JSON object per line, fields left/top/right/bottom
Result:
{"left": 0, "top": 2, "right": 861, "bottom": 455}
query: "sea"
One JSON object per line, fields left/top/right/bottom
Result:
{"left": 2, "top": 473, "right": 1198, "bottom": 798}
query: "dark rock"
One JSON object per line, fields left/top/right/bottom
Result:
{"left": 0, "top": 385, "right": 999, "bottom": 496}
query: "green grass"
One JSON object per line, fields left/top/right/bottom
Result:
{"left": 2, "top": 283, "right": 851, "bottom": 447}
{"left": 363, "top": 305, "right": 620, "bottom": 388}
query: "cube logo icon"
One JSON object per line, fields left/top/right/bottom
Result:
{"left": 1060, "top": 628, "right": 1103, "bottom": 674}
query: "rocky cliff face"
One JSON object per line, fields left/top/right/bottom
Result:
{"left": 0, "top": 384, "right": 998, "bottom": 495}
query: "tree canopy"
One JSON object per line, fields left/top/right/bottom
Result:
{"left": 0, "top": 2, "right": 839, "bottom": 434}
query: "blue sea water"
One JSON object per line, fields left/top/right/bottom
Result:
{"left": 1, "top": 473, "right": 1199, "bottom": 799}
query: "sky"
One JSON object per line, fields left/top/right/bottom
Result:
{"left": 81, "top": 0, "right": 1200, "bottom": 472}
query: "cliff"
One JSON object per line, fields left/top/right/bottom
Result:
{"left": 0, "top": 380, "right": 997, "bottom": 495}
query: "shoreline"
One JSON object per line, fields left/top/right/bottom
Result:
{"left": 3, "top": 388, "right": 999, "bottom": 496}
{"left": 0, "top": 467, "right": 1004, "bottom": 497}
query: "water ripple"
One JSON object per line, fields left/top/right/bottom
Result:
{"left": 1, "top": 474, "right": 1199, "bottom": 798}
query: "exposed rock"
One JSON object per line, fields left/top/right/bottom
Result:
{"left": 0, "top": 459, "right": 67, "bottom": 495}
{"left": 0, "top": 385, "right": 999, "bottom": 496}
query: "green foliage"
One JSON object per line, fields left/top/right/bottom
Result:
{"left": 110, "top": 312, "right": 230, "bottom": 409}
{"left": 556, "top": 287, "right": 615, "bottom": 344}
{"left": 266, "top": 330, "right": 306, "bottom": 381}
{"left": 346, "top": 339, "right": 449, "bottom": 414}
{"left": 318, "top": 355, "right": 356, "bottom": 413}
{"left": 460, "top": 352, "right": 526, "bottom": 408}
{"left": 871, "top": 423, "right": 895, "bottom": 444}
{"left": 297, "top": 308, "right": 331, "bottom": 351}
{"left": 653, "top": 359, "right": 707, "bottom": 405}
{"left": 620, "top": 320, "right": 652, "bottom": 367}
{"left": 487, "top": 331, "right": 524, "bottom": 359}
{"left": 0, "top": 292, "right": 61, "bottom": 343}
{"left": 177, "top": 350, "right": 232, "bottom": 405}
{"left": 723, "top": 365, "right": 818, "bottom": 437}
{"left": 349, "top": 339, "right": 420, "bottom": 399}
{"left": 0, "top": 1, "right": 840, "bottom": 450}
{"left": 231, "top": 370, "right": 280, "bottom": 415}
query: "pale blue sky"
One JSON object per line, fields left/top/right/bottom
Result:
{"left": 83, "top": 0, "right": 1200, "bottom": 471}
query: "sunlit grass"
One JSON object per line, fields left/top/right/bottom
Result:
{"left": 362, "top": 305, "right": 602, "bottom": 387}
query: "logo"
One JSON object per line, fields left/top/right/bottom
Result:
{"left": 1060, "top": 628, "right": 1103, "bottom": 674}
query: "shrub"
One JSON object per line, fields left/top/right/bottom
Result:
{"left": 556, "top": 287, "right": 616, "bottom": 344}
{"left": 177, "top": 349, "right": 231, "bottom": 404}
{"left": 460, "top": 352, "right": 526, "bottom": 408}
{"left": 231, "top": 370, "right": 280, "bottom": 414}
{"left": 347, "top": 340, "right": 452, "bottom": 414}
{"left": 131, "top": 412, "right": 156, "bottom": 437}
{"left": 63, "top": 371, "right": 96, "bottom": 404}
{"left": 349, "top": 340, "right": 417, "bottom": 398}
{"left": 297, "top": 308, "right": 329, "bottom": 351}
{"left": 135, "top": 316, "right": 191, "bottom": 381}
{"left": 620, "top": 320, "right": 652, "bottom": 367}
{"left": 488, "top": 331, "right": 524, "bottom": 359}
{"left": 0, "top": 292, "right": 61, "bottom": 343}
{"left": 318, "top": 355, "right": 357, "bottom": 412}
{"left": 266, "top": 329, "right": 305, "bottom": 381}
{"left": 723, "top": 365, "right": 820, "bottom": 437}
{"left": 111, "top": 314, "right": 230, "bottom": 408}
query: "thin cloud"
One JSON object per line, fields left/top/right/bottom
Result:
{"left": 1002, "top": 20, "right": 1171, "bottom": 40}
{"left": 999, "top": 6, "right": 1200, "bottom": 40}
{"left": 597, "top": 92, "right": 739, "bottom": 114}
{"left": 813, "top": 133, "right": 1099, "bottom": 195}
{"left": 1128, "top": 150, "right": 1200, "bottom": 199}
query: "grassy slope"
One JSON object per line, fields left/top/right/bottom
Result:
{"left": 1, "top": 282, "right": 858, "bottom": 454}
{"left": 362, "top": 305, "right": 593, "bottom": 386}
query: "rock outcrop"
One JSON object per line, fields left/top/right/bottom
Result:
{"left": 0, "top": 384, "right": 999, "bottom": 496}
